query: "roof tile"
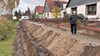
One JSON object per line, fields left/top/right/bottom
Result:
{"left": 45, "top": 0, "right": 67, "bottom": 11}
{"left": 68, "top": 0, "right": 100, "bottom": 7}
{"left": 36, "top": 6, "right": 44, "bottom": 14}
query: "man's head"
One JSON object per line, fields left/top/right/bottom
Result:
{"left": 73, "top": 11, "right": 76, "bottom": 15}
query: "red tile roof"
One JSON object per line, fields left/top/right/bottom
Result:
{"left": 45, "top": 0, "right": 67, "bottom": 11}
{"left": 46, "top": 0, "right": 59, "bottom": 11}
{"left": 36, "top": 6, "right": 44, "bottom": 14}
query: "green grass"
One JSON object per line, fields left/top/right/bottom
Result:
{"left": 0, "top": 21, "right": 19, "bottom": 56}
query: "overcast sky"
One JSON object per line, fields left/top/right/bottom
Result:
{"left": 14, "top": 0, "right": 68, "bottom": 13}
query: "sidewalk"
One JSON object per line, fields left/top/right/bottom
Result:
{"left": 34, "top": 22, "right": 100, "bottom": 46}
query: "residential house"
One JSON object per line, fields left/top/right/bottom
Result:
{"left": 23, "top": 10, "right": 30, "bottom": 16}
{"left": 56, "top": 1, "right": 67, "bottom": 18}
{"left": 43, "top": 0, "right": 67, "bottom": 19}
{"left": 67, "top": 0, "right": 100, "bottom": 20}
{"left": 35, "top": 6, "right": 44, "bottom": 18}
{"left": 0, "top": 0, "right": 9, "bottom": 16}
{"left": 22, "top": 7, "right": 32, "bottom": 19}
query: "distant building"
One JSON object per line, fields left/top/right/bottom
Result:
{"left": 67, "top": 0, "right": 100, "bottom": 19}
{"left": 23, "top": 11, "right": 30, "bottom": 16}
{"left": 35, "top": 6, "right": 44, "bottom": 19}
{"left": 22, "top": 7, "right": 32, "bottom": 19}
{"left": 43, "top": 0, "right": 67, "bottom": 19}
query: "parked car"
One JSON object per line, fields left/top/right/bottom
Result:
{"left": 13, "top": 16, "right": 17, "bottom": 20}
{"left": 19, "top": 16, "right": 29, "bottom": 21}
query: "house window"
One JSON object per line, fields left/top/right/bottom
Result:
{"left": 71, "top": 7, "right": 77, "bottom": 14}
{"left": 47, "top": 13, "right": 49, "bottom": 17}
{"left": 63, "top": 12, "right": 67, "bottom": 17}
{"left": 87, "top": 4, "right": 97, "bottom": 15}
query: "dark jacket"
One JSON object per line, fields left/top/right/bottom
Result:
{"left": 70, "top": 15, "right": 82, "bottom": 24}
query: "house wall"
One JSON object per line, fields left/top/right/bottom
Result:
{"left": 77, "top": 5, "right": 86, "bottom": 16}
{"left": 35, "top": 10, "right": 38, "bottom": 18}
{"left": 49, "top": 12, "right": 53, "bottom": 18}
{"left": 35, "top": 11, "right": 43, "bottom": 19}
{"left": 59, "top": 4, "right": 67, "bottom": 18}
{"left": 63, "top": 4, "right": 67, "bottom": 9}
{"left": 44, "top": 12, "right": 63, "bottom": 19}
{"left": 96, "top": 2, "right": 100, "bottom": 18}
{"left": 39, "top": 14, "right": 43, "bottom": 19}
{"left": 36, "top": 14, "right": 43, "bottom": 19}
{"left": 43, "top": 12, "right": 55, "bottom": 19}
{"left": 43, "top": 13, "right": 48, "bottom": 18}
{"left": 66, "top": 8, "right": 71, "bottom": 14}
{"left": 66, "top": 1, "right": 100, "bottom": 19}
{"left": 60, "top": 10, "right": 66, "bottom": 18}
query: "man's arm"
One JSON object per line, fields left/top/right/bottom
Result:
{"left": 77, "top": 16, "right": 83, "bottom": 19}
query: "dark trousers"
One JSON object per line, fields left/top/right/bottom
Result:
{"left": 71, "top": 24, "right": 77, "bottom": 34}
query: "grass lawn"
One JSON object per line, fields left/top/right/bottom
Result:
{"left": 0, "top": 21, "right": 19, "bottom": 56}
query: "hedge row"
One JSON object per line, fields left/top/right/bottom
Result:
{"left": 0, "top": 17, "right": 15, "bottom": 40}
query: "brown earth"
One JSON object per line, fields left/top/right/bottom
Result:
{"left": 13, "top": 20, "right": 100, "bottom": 56}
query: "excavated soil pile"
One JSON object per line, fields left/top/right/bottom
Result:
{"left": 14, "top": 20, "right": 100, "bottom": 56}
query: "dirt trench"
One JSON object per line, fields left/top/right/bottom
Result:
{"left": 14, "top": 20, "right": 100, "bottom": 56}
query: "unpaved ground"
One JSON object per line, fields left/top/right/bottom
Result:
{"left": 14, "top": 20, "right": 100, "bottom": 56}
{"left": 33, "top": 21, "right": 100, "bottom": 45}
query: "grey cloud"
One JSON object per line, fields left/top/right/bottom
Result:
{"left": 15, "top": 0, "right": 45, "bottom": 12}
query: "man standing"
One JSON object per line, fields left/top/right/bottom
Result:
{"left": 70, "top": 11, "right": 81, "bottom": 35}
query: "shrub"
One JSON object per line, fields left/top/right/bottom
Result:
{"left": 64, "top": 14, "right": 71, "bottom": 18}
{"left": 78, "top": 14, "right": 85, "bottom": 19}
{"left": 77, "top": 14, "right": 85, "bottom": 23}
{"left": 0, "top": 17, "right": 15, "bottom": 40}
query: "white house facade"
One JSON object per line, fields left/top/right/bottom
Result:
{"left": 43, "top": 12, "right": 55, "bottom": 19}
{"left": 66, "top": 0, "right": 100, "bottom": 19}
{"left": 60, "top": 3, "right": 67, "bottom": 18}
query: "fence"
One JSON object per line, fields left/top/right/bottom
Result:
{"left": 30, "top": 18, "right": 70, "bottom": 24}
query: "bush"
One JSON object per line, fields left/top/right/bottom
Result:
{"left": 64, "top": 14, "right": 71, "bottom": 18}
{"left": 77, "top": 14, "right": 85, "bottom": 23}
{"left": 0, "top": 17, "right": 15, "bottom": 40}
{"left": 78, "top": 14, "right": 85, "bottom": 19}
